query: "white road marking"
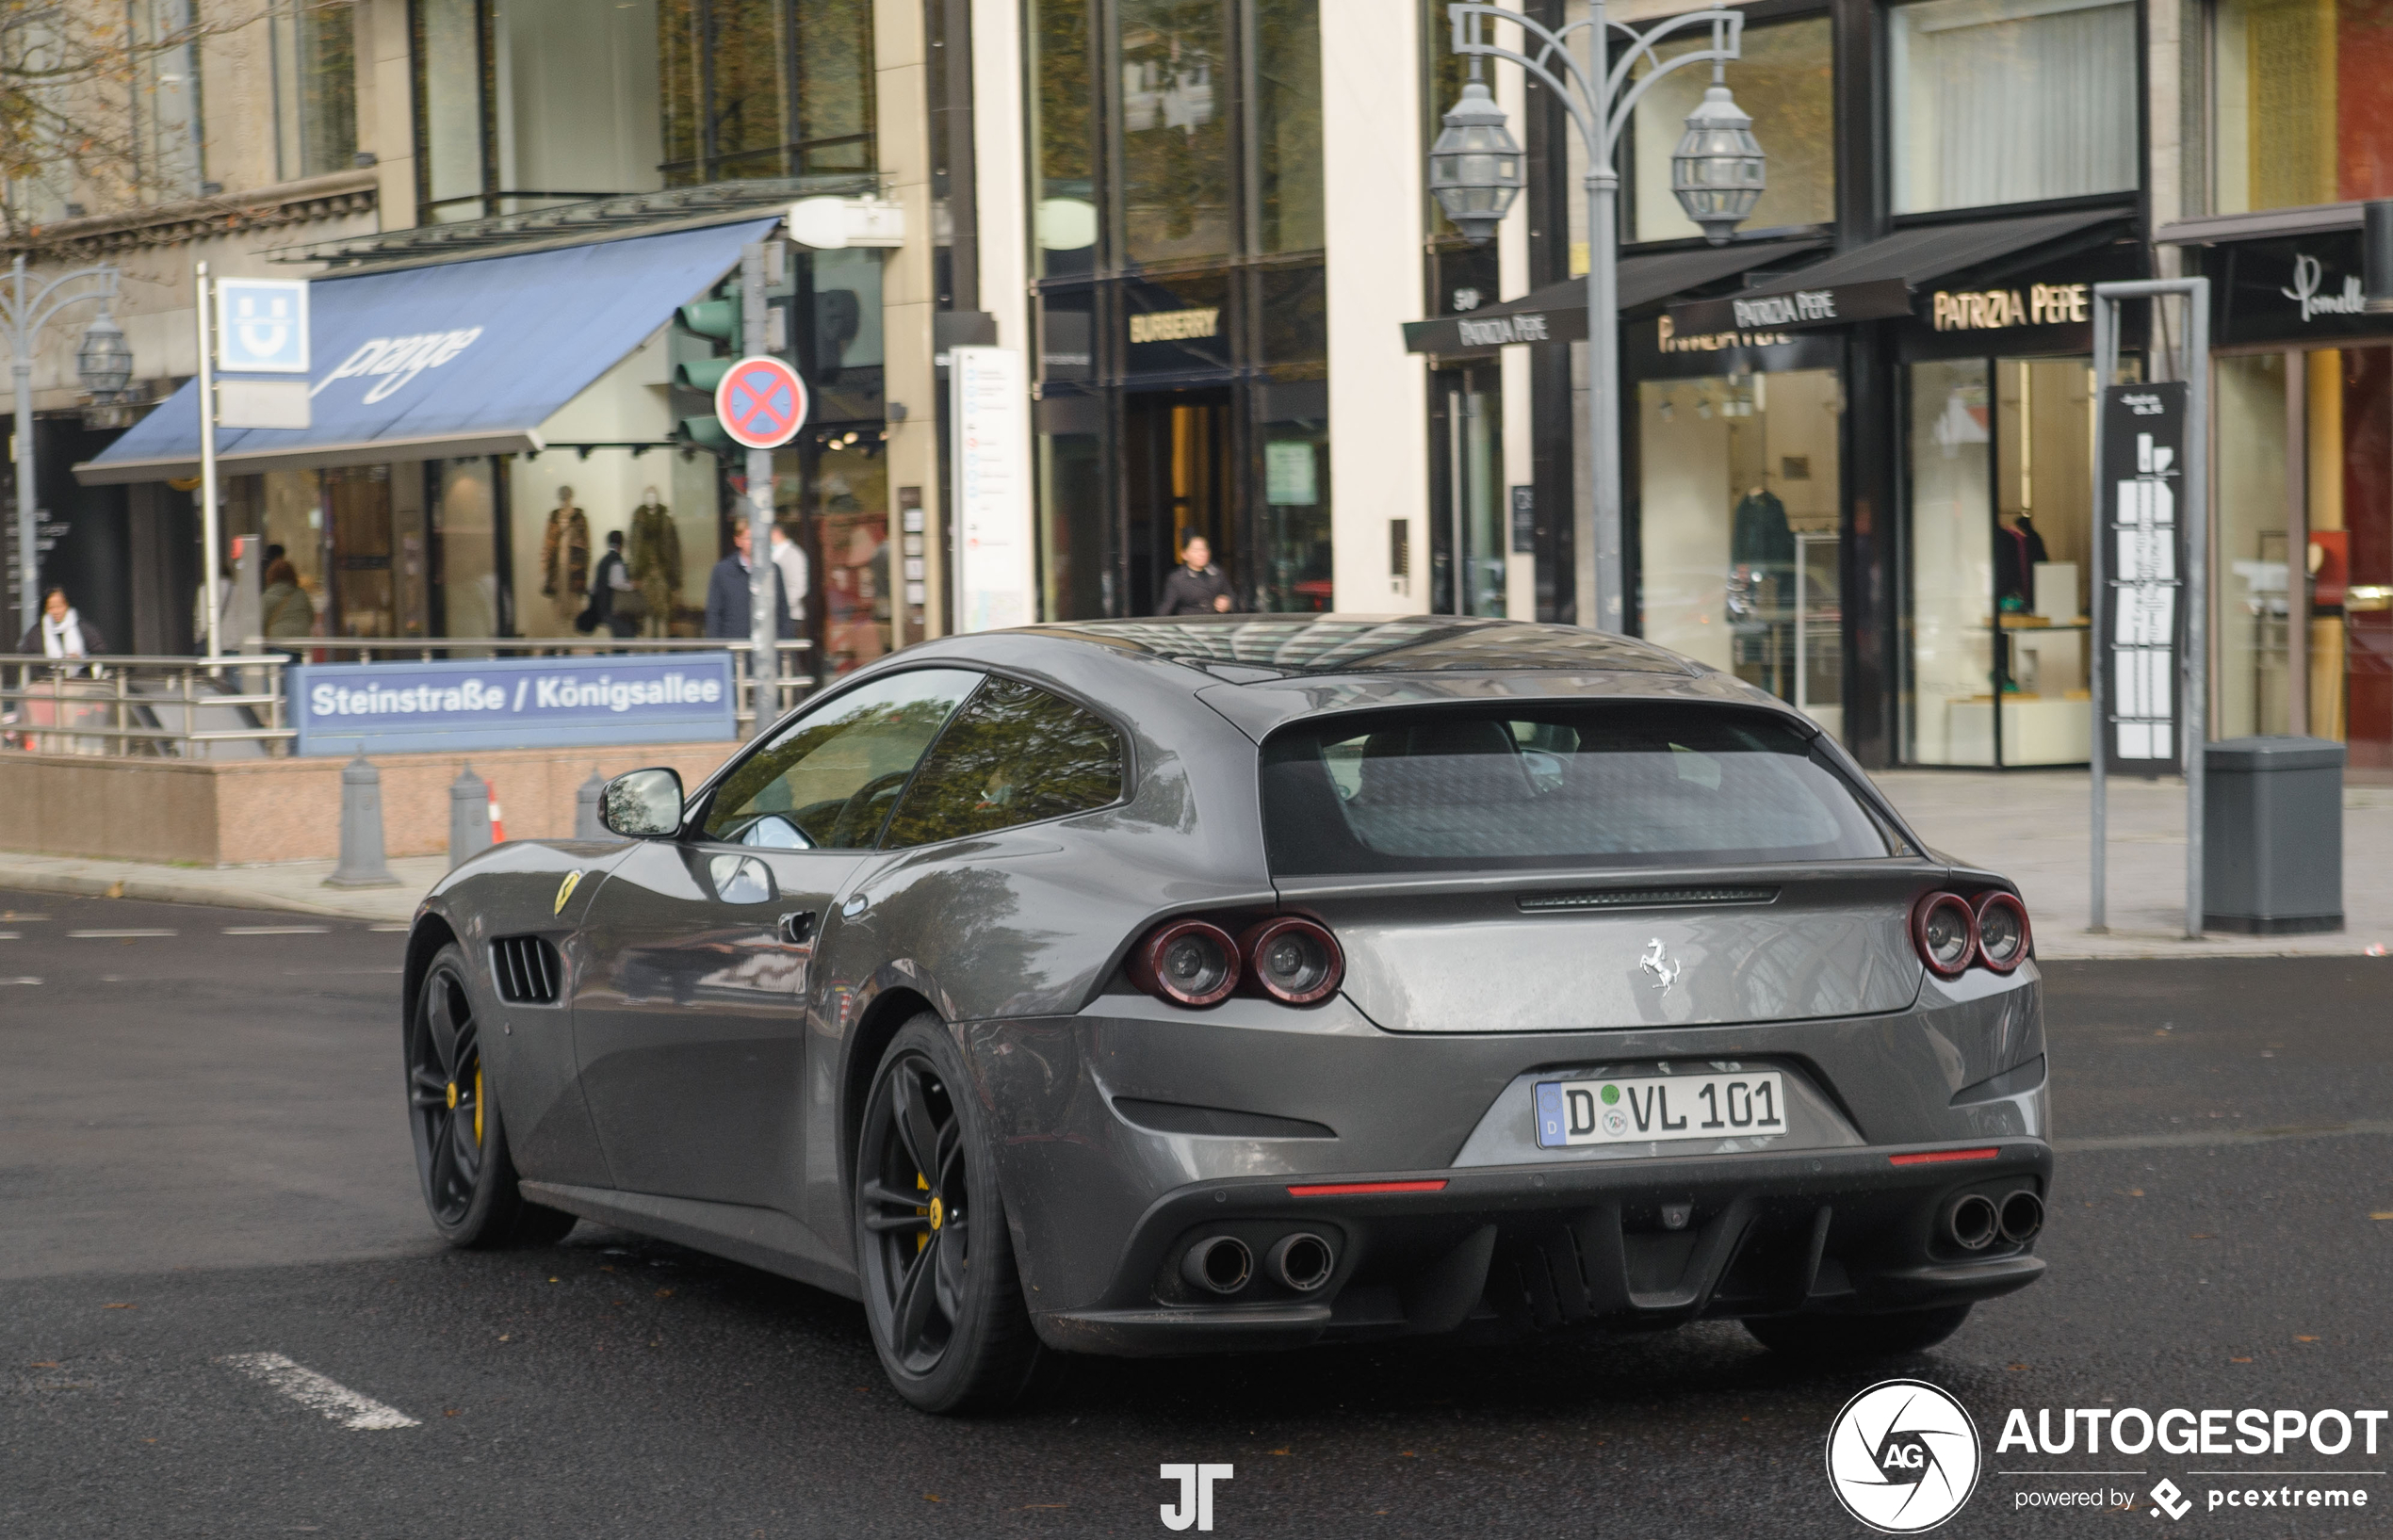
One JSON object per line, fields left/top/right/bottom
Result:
{"left": 368, "top": 923, "right": 411, "bottom": 932}
{"left": 0, "top": 977, "right": 39, "bottom": 985}
{"left": 2055, "top": 1119, "right": 2393, "bottom": 1154}
{"left": 215, "top": 1352, "right": 420, "bottom": 1430}
{"left": 0, "top": 932, "right": 20, "bottom": 939}
{"left": 66, "top": 929, "right": 177, "bottom": 939}
{"left": 0, "top": 914, "right": 51, "bottom": 921}
{"left": 221, "top": 926, "right": 330, "bottom": 935}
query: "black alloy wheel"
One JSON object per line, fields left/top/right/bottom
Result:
{"left": 405, "top": 943, "right": 576, "bottom": 1248}
{"left": 410, "top": 954, "right": 487, "bottom": 1226}
{"left": 855, "top": 1015, "right": 1039, "bottom": 1413}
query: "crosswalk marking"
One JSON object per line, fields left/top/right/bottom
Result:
{"left": 216, "top": 1352, "right": 419, "bottom": 1430}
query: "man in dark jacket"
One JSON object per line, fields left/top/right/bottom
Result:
{"left": 1156, "top": 534, "right": 1236, "bottom": 615}
{"left": 704, "top": 524, "right": 796, "bottom": 640}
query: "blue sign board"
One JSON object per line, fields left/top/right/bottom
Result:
{"left": 292, "top": 653, "right": 738, "bottom": 756}
{"left": 216, "top": 278, "right": 311, "bottom": 373}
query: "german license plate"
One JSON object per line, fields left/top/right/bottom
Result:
{"left": 1535, "top": 1071, "right": 1786, "bottom": 1147}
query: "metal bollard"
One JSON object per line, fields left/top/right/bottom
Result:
{"left": 449, "top": 762, "right": 494, "bottom": 869}
{"left": 576, "top": 768, "right": 609, "bottom": 839}
{"left": 324, "top": 752, "right": 400, "bottom": 888}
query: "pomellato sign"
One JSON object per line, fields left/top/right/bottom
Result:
{"left": 2210, "top": 230, "right": 2393, "bottom": 344}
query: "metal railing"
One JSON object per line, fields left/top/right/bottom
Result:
{"left": 253, "top": 637, "right": 817, "bottom": 736}
{"left": 2, "top": 639, "right": 816, "bottom": 758}
{"left": 0, "top": 655, "right": 294, "bottom": 757}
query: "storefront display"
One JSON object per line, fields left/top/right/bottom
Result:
{"left": 1637, "top": 363, "right": 1845, "bottom": 736}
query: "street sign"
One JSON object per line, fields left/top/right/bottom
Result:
{"left": 216, "top": 379, "right": 311, "bottom": 430}
{"left": 2096, "top": 381, "right": 2188, "bottom": 776}
{"left": 215, "top": 278, "right": 310, "bottom": 373}
{"left": 713, "top": 355, "right": 807, "bottom": 449}
{"left": 292, "top": 653, "right": 737, "bottom": 755}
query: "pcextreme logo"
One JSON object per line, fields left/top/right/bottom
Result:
{"left": 1160, "top": 1464, "right": 1232, "bottom": 1532}
{"left": 1827, "top": 1379, "right": 1983, "bottom": 1532}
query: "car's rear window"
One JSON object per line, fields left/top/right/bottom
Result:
{"left": 1260, "top": 703, "right": 1907, "bottom": 875}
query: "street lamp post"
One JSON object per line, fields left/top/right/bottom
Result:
{"left": 1430, "top": 2, "right": 1764, "bottom": 633}
{"left": 4, "top": 253, "right": 123, "bottom": 638}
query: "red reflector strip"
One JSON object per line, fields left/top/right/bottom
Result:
{"left": 1887, "top": 1147, "right": 2003, "bottom": 1166}
{"left": 1286, "top": 1179, "right": 1449, "bottom": 1197}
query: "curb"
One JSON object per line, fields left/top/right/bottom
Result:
{"left": 0, "top": 863, "right": 427, "bottom": 923}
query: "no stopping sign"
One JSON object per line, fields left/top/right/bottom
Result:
{"left": 714, "top": 356, "right": 809, "bottom": 449}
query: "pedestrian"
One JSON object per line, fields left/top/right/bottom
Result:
{"left": 19, "top": 586, "right": 108, "bottom": 657}
{"left": 703, "top": 523, "right": 796, "bottom": 640}
{"left": 770, "top": 524, "right": 810, "bottom": 634}
{"left": 579, "top": 530, "right": 641, "bottom": 640}
{"left": 260, "top": 559, "right": 315, "bottom": 640}
{"left": 1156, "top": 533, "right": 1236, "bottom": 615}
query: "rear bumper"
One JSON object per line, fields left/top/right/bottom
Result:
{"left": 1033, "top": 1138, "right": 2051, "bottom": 1356}
{"left": 966, "top": 985, "right": 2049, "bottom": 1356}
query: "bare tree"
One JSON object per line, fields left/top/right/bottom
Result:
{"left": 1, "top": 0, "right": 274, "bottom": 251}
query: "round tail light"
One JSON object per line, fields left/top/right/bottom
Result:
{"left": 1974, "top": 891, "right": 2031, "bottom": 973}
{"left": 1131, "top": 919, "right": 1241, "bottom": 1008}
{"left": 1240, "top": 917, "right": 1344, "bottom": 1005}
{"left": 1911, "top": 891, "right": 1978, "bottom": 980}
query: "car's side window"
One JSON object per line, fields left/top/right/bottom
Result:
{"left": 702, "top": 669, "right": 984, "bottom": 849}
{"left": 880, "top": 678, "right": 1125, "bottom": 849}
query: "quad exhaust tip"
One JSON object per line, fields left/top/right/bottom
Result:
{"left": 1947, "top": 1192, "right": 2000, "bottom": 1251}
{"left": 1183, "top": 1235, "right": 1253, "bottom": 1294}
{"left": 1267, "top": 1232, "right": 1336, "bottom": 1292}
{"left": 1998, "top": 1189, "right": 2044, "bottom": 1244}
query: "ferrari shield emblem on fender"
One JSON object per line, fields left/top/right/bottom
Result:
{"left": 1639, "top": 937, "right": 1682, "bottom": 994}
{"left": 554, "top": 870, "right": 583, "bottom": 916}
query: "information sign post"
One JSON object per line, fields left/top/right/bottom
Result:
{"left": 2090, "top": 278, "right": 2210, "bottom": 939}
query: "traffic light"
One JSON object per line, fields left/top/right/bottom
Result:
{"left": 670, "top": 285, "right": 741, "bottom": 451}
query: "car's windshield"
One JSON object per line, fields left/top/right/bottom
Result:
{"left": 1261, "top": 702, "right": 1907, "bottom": 875}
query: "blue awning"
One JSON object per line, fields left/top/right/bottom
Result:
{"left": 77, "top": 218, "right": 780, "bottom": 485}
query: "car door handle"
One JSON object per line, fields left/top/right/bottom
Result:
{"left": 780, "top": 910, "right": 817, "bottom": 946}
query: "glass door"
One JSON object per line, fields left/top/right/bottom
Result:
{"left": 1431, "top": 364, "right": 1505, "bottom": 616}
{"left": 1903, "top": 355, "right": 2108, "bottom": 766}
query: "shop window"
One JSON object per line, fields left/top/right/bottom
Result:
{"left": 435, "top": 459, "right": 501, "bottom": 640}
{"left": 2212, "top": 0, "right": 2393, "bottom": 213}
{"left": 1638, "top": 367, "right": 1844, "bottom": 736}
{"left": 1030, "top": 0, "right": 1099, "bottom": 279}
{"left": 1433, "top": 367, "right": 1506, "bottom": 617}
{"left": 1903, "top": 357, "right": 2106, "bottom": 767}
{"left": 660, "top": 0, "right": 875, "bottom": 183}
{"left": 1256, "top": 0, "right": 1324, "bottom": 253}
{"left": 327, "top": 465, "right": 396, "bottom": 639}
{"left": 1889, "top": 0, "right": 2138, "bottom": 214}
{"left": 796, "top": 438, "right": 894, "bottom": 675}
{"left": 2217, "top": 353, "right": 2296, "bottom": 738}
{"left": 1629, "top": 16, "right": 1833, "bottom": 243}
{"left": 1121, "top": 0, "right": 1234, "bottom": 264}
{"left": 1040, "top": 428, "right": 1108, "bottom": 620}
{"left": 271, "top": 0, "right": 358, "bottom": 181}
{"left": 1262, "top": 413, "right": 1332, "bottom": 613}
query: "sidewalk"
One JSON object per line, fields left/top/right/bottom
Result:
{"left": 0, "top": 851, "right": 441, "bottom": 924}
{"left": 2, "top": 770, "right": 2387, "bottom": 956}
{"left": 1875, "top": 770, "right": 2393, "bottom": 959}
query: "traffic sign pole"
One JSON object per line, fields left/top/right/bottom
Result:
{"left": 738, "top": 245, "right": 776, "bottom": 729}
{"left": 197, "top": 261, "right": 220, "bottom": 662}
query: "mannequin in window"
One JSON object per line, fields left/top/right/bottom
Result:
{"left": 1729, "top": 481, "right": 1794, "bottom": 687}
{"left": 1994, "top": 511, "right": 2048, "bottom": 610}
{"left": 627, "top": 487, "right": 682, "bottom": 637}
{"left": 540, "top": 486, "right": 591, "bottom": 624}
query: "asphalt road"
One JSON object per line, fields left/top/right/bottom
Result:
{"left": 5, "top": 885, "right": 2390, "bottom": 1538}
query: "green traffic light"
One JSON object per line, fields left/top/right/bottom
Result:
{"left": 677, "top": 414, "right": 732, "bottom": 450}
{"left": 676, "top": 357, "right": 732, "bottom": 391}
{"left": 678, "top": 298, "right": 740, "bottom": 341}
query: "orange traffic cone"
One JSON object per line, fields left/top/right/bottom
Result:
{"left": 486, "top": 778, "right": 506, "bottom": 842}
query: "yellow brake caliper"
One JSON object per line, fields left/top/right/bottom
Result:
{"left": 916, "top": 1172, "right": 931, "bottom": 1252}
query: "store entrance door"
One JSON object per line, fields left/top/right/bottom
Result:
{"left": 1123, "top": 389, "right": 1234, "bottom": 616}
{"left": 325, "top": 464, "right": 395, "bottom": 638}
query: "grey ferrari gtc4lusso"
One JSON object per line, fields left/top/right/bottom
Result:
{"left": 401, "top": 616, "right": 2049, "bottom": 1413}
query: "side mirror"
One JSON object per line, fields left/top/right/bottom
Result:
{"left": 600, "top": 768, "right": 685, "bottom": 838}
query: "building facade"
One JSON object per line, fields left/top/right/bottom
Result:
{"left": 10, "top": 0, "right": 2393, "bottom": 778}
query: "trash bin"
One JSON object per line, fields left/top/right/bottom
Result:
{"left": 2203, "top": 736, "right": 2344, "bottom": 933}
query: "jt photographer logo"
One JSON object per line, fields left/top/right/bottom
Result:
{"left": 1160, "top": 1464, "right": 1232, "bottom": 1532}
{"left": 1827, "top": 1380, "right": 1984, "bottom": 1532}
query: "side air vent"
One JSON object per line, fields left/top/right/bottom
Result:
{"left": 491, "top": 935, "right": 562, "bottom": 1005}
{"left": 1519, "top": 886, "right": 1780, "bottom": 914}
